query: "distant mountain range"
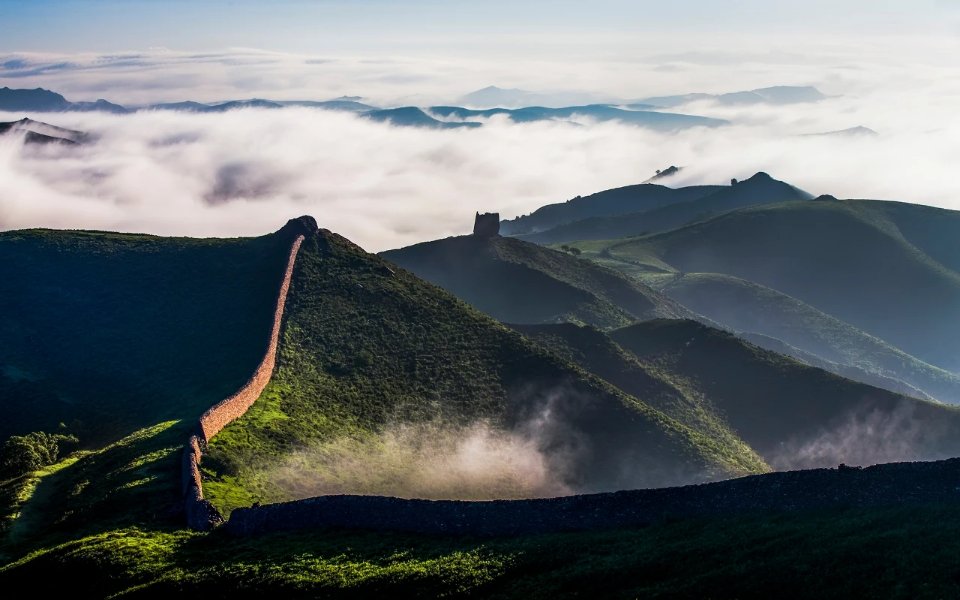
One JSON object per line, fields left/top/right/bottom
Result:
{"left": 456, "top": 84, "right": 828, "bottom": 109}
{"left": 634, "top": 85, "right": 828, "bottom": 108}
{"left": 0, "top": 85, "right": 843, "bottom": 131}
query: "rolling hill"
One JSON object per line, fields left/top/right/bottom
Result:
{"left": 657, "top": 272, "right": 960, "bottom": 403}
{"left": 500, "top": 182, "right": 723, "bottom": 236}
{"left": 380, "top": 234, "right": 693, "bottom": 328}
{"left": 601, "top": 200, "right": 960, "bottom": 373}
{"left": 609, "top": 320, "right": 960, "bottom": 468}
{"left": 518, "top": 172, "right": 812, "bottom": 244}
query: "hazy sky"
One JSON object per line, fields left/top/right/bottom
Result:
{"left": 2, "top": 1, "right": 958, "bottom": 54}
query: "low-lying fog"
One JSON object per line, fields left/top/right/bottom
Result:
{"left": 1, "top": 80, "right": 959, "bottom": 251}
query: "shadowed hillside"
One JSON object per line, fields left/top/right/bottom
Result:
{"left": 0, "top": 228, "right": 293, "bottom": 444}
{"left": 380, "top": 234, "right": 692, "bottom": 328}
{"left": 610, "top": 320, "right": 960, "bottom": 468}
{"left": 658, "top": 273, "right": 960, "bottom": 403}
{"left": 603, "top": 201, "right": 960, "bottom": 373}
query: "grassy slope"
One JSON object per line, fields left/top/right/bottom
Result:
{"left": 500, "top": 182, "right": 722, "bottom": 235}
{"left": 610, "top": 320, "right": 960, "bottom": 467}
{"left": 3, "top": 503, "right": 960, "bottom": 599}
{"left": 658, "top": 272, "right": 960, "bottom": 403}
{"left": 511, "top": 323, "right": 765, "bottom": 469}
{"left": 203, "top": 231, "right": 760, "bottom": 516}
{"left": 856, "top": 199, "right": 960, "bottom": 273}
{"left": 603, "top": 200, "right": 960, "bottom": 372}
{"left": 380, "top": 235, "right": 691, "bottom": 329}
{"left": 0, "top": 226, "right": 294, "bottom": 558}
{"left": 519, "top": 172, "right": 812, "bottom": 245}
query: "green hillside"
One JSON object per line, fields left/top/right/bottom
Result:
{"left": 0, "top": 223, "right": 306, "bottom": 558}
{"left": 658, "top": 273, "right": 960, "bottom": 403}
{"left": 500, "top": 182, "right": 722, "bottom": 235}
{"left": 202, "top": 230, "right": 759, "bottom": 516}
{"left": 601, "top": 200, "right": 960, "bottom": 373}
{"left": 380, "top": 234, "right": 691, "bottom": 328}
{"left": 519, "top": 172, "right": 812, "bottom": 245}
{"left": 852, "top": 199, "right": 960, "bottom": 273}
{"left": 610, "top": 320, "right": 960, "bottom": 468}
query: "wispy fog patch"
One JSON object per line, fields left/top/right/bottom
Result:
{"left": 269, "top": 420, "right": 572, "bottom": 501}
{"left": 771, "top": 403, "right": 953, "bottom": 470}
{"left": 2, "top": 94, "right": 960, "bottom": 250}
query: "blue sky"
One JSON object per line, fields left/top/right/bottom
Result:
{"left": 1, "top": 0, "right": 957, "bottom": 54}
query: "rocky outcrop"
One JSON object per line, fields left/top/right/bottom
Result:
{"left": 182, "top": 218, "right": 313, "bottom": 530}
{"left": 225, "top": 458, "right": 960, "bottom": 537}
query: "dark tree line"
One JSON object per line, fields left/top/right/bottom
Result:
{"left": 0, "top": 431, "right": 78, "bottom": 479}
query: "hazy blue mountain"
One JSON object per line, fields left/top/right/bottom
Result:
{"left": 638, "top": 85, "right": 827, "bottom": 108}
{"left": 363, "top": 107, "right": 481, "bottom": 129}
{"left": 805, "top": 126, "right": 878, "bottom": 137}
{"left": 429, "top": 105, "right": 727, "bottom": 130}
{"left": 273, "top": 99, "right": 376, "bottom": 111}
{"left": 458, "top": 85, "right": 617, "bottom": 108}
{"left": 519, "top": 172, "right": 812, "bottom": 244}
{"left": 0, "top": 87, "right": 128, "bottom": 113}
{"left": 0, "top": 87, "right": 71, "bottom": 111}
{"left": 147, "top": 98, "right": 376, "bottom": 113}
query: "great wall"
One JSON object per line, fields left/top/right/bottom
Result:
{"left": 225, "top": 458, "right": 960, "bottom": 536}
{"left": 182, "top": 216, "right": 316, "bottom": 530}
{"left": 180, "top": 214, "right": 960, "bottom": 536}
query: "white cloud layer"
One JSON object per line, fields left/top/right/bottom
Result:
{"left": 1, "top": 85, "right": 960, "bottom": 252}
{"left": 1, "top": 42, "right": 959, "bottom": 251}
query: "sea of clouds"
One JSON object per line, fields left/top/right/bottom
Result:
{"left": 1, "top": 43, "right": 959, "bottom": 252}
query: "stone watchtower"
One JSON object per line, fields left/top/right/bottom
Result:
{"left": 473, "top": 212, "right": 500, "bottom": 238}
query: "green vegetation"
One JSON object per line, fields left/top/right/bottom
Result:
{"left": 204, "top": 232, "right": 760, "bottom": 516}
{"left": 381, "top": 234, "right": 690, "bottom": 328}
{"left": 4, "top": 504, "right": 960, "bottom": 598}
{"left": 0, "top": 431, "right": 77, "bottom": 479}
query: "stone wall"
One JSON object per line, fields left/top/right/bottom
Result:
{"left": 224, "top": 458, "right": 960, "bottom": 537}
{"left": 182, "top": 230, "right": 306, "bottom": 530}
